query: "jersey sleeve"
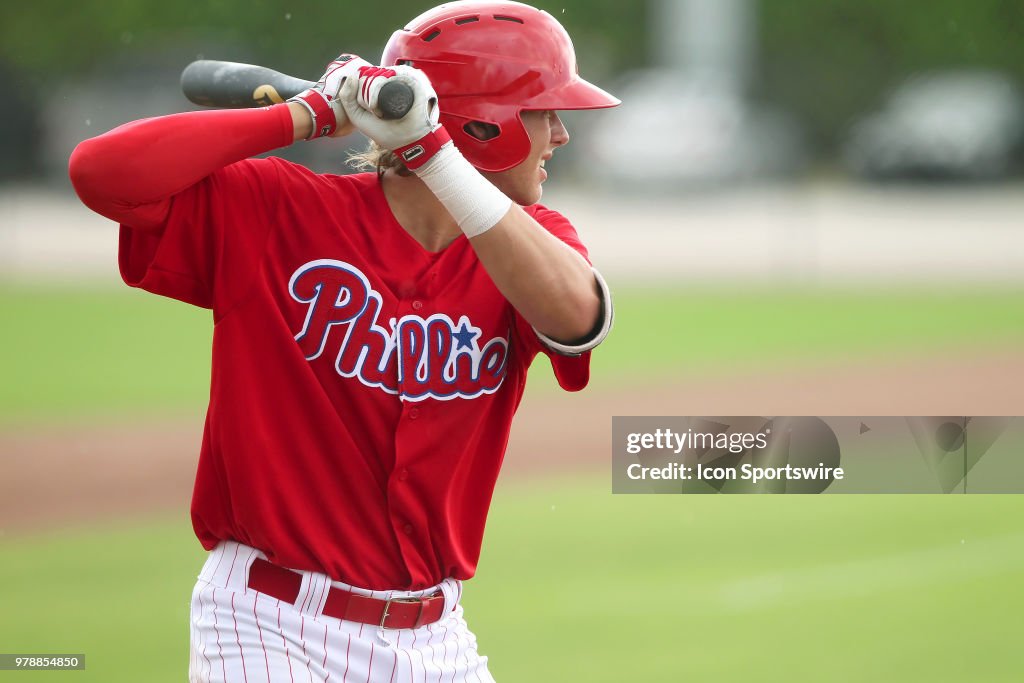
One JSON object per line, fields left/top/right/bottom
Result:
{"left": 511, "top": 204, "right": 614, "bottom": 392}
{"left": 118, "top": 157, "right": 284, "bottom": 317}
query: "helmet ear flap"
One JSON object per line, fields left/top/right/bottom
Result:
{"left": 441, "top": 111, "right": 532, "bottom": 172}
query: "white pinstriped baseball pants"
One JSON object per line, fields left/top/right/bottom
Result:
{"left": 189, "top": 541, "right": 495, "bottom": 683}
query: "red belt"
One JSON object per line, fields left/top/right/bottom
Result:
{"left": 247, "top": 558, "right": 446, "bottom": 630}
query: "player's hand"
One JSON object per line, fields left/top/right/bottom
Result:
{"left": 339, "top": 65, "right": 442, "bottom": 154}
{"left": 289, "top": 54, "right": 369, "bottom": 139}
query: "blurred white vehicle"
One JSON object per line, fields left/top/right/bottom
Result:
{"left": 585, "top": 69, "right": 804, "bottom": 188}
{"left": 843, "top": 70, "right": 1024, "bottom": 180}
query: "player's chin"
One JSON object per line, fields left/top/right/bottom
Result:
{"left": 488, "top": 170, "right": 544, "bottom": 207}
{"left": 510, "top": 184, "right": 543, "bottom": 207}
{"left": 520, "top": 173, "right": 547, "bottom": 205}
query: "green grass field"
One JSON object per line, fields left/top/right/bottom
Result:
{"left": 2, "top": 479, "right": 1022, "bottom": 682}
{"left": 2, "top": 283, "right": 1023, "bottom": 681}
{"left": 3, "top": 283, "right": 1023, "bottom": 425}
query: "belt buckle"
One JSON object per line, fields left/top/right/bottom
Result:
{"left": 379, "top": 596, "right": 425, "bottom": 630}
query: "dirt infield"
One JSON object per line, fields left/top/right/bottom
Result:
{"left": 2, "top": 350, "right": 1021, "bottom": 535}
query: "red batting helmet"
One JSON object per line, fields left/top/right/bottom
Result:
{"left": 382, "top": 0, "right": 620, "bottom": 172}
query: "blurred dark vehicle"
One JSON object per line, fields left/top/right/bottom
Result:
{"left": 843, "top": 71, "right": 1024, "bottom": 181}
{"left": 0, "top": 60, "right": 42, "bottom": 180}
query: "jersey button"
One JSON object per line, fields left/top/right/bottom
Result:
{"left": 398, "top": 468, "right": 409, "bottom": 481}
{"left": 412, "top": 300, "right": 424, "bottom": 311}
{"left": 403, "top": 523, "right": 413, "bottom": 535}
{"left": 409, "top": 408, "right": 420, "bottom": 420}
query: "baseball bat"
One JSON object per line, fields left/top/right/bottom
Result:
{"left": 180, "top": 60, "right": 414, "bottom": 120}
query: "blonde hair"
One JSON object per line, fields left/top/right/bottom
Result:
{"left": 345, "top": 122, "right": 498, "bottom": 176}
{"left": 346, "top": 141, "right": 410, "bottom": 176}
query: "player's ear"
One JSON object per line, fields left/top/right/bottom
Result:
{"left": 464, "top": 121, "right": 499, "bottom": 141}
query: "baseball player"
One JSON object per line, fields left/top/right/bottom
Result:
{"left": 69, "top": 1, "right": 618, "bottom": 680}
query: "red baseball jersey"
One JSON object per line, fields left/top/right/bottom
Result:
{"left": 118, "top": 155, "right": 592, "bottom": 590}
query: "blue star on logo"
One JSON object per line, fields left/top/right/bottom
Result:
{"left": 452, "top": 321, "right": 479, "bottom": 351}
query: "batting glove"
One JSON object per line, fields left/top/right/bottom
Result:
{"left": 341, "top": 63, "right": 511, "bottom": 237}
{"left": 338, "top": 65, "right": 451, "bottom": 169}
{"left": 289, "top": 54, "right": 370, "bottom": 139}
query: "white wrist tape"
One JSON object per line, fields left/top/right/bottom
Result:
{"left": 414, "top": 143, "right": 512, "bottom": 238}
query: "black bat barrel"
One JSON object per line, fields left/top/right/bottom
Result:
{"left": 182, "top": 60, "right": 313, "bottom": 108}
{"left": 181, "top": 60, "right": 415, "bottom": 119}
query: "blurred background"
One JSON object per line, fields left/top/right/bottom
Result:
{"left": 2, "top": 1, "right": 1023, "bottom": 681}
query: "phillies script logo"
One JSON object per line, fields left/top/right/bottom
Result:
{"left": 288, "top": 259, "right": 508, "bottom": 401}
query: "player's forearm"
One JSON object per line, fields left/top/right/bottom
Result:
{"left": 405, "top": 138, "right": 601, "bottom": 340}
{"left": 69, "top": 104, "right": 294, "bottom": 225}
{"left": 288, "top": 101, "right": 315, "bottom": 141}
{"left": 469, "top": 206, "right": 601, "bottom": 342}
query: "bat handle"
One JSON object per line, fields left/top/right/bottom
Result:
{"left": 377, "top": 80, "right": 415, "bottom": 120}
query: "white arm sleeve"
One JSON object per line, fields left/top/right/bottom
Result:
{"left": 532, "top": 268, "right": 614, "bottom": 357}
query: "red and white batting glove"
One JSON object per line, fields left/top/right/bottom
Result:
{"left": 289, "top": 54, "right": 370, "bottom": 139}
{"left": 338, "top": 65, "right": 445, "bottom": 163}
{"left": 340, "top": 66, "right": 512, "bottom": 238}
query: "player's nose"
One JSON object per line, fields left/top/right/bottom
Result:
{"left": 550, "top": 112, "right": 569, "bottom": 147}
